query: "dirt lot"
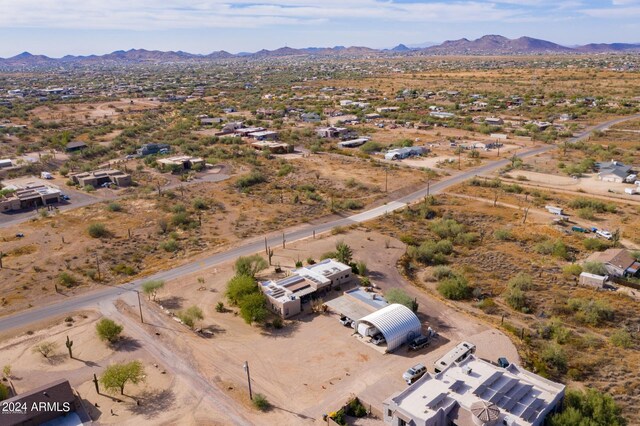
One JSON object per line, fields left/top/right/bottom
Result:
{"left": 143, "top": 228, "right": 519, "bottom": 424}
{"left": 29, "top": 99, "right": 160, "bottom": 125}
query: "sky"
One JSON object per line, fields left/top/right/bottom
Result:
{"left": 0, "top": 0, "right": 639, "bottom": 57}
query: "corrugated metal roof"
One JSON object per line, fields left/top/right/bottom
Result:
{"left": 357, "top": 303, "right": 421, "bottom": 352}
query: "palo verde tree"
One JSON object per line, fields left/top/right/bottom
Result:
{"left": 96, "top": 318, "right": 124, "bottom": 344}
{"left": 233, "top": 255, "right": 268, "bottom": 278}
{"left": 141, "top": 280, "right": 165, "bottom": 301}
{"left": 100, "top": 361, "right": 145, "bottom": 395}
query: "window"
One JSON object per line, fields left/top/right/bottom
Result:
{"left": 387, "top": 409, "right": 392, "bottom": 418}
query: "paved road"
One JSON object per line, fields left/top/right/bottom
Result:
{"left": 2, "top": 114, "right": 639, "bottom": 332}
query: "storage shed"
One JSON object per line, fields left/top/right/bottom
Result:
{"left": 356, "top": 303, "right": 421, "bottom": 352}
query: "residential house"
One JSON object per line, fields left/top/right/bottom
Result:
{"left": 137, "top": 143, "right": 170, "bottom": 156}
{"left": 251, "top": 141, "right": 293, "bottom": 154}
{"left": 248, "top": 130, "right": 279, "bottom": 141}
{"left": 260, "top": 259, "right": 352, "bottom": 318}
{"left": 0, "top": 184, "right": 61, "bottom": 212}
{"left": 70, "top": 169, "right": 132, "bottom": 188}
{"left": 65, "top": 141, "right": 87, "bottom": 152}
{"left": 385, "top": 146, "right": 427, "bottom": 160}
{"left": 484, "top": 117, "right": 504, "bottom": 126}
{"left": 338, "top": 138, "right": 369, "bottom": 148}
{"left": 200, "top": 117, "right": 224, "bottom": 125}
{"left": 157, "top": 156, "right": 205, "bottom": 171}
{"left": 383, "top": 355, "right": 565, "bottom": 426}
{"left": 585, "top": 248, "right": 639, "bottom": 278}
{"left": 597, "top": 161, "right": 632, "bottom": 183}
{"left": 430, "top": 111, "right": 455, "bottom": 119}
{"left": 316, "top": 126, "right": 349, "bottom": 138}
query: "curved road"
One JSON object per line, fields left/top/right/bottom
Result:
{"left": 1, "top": 114, "right": 639, "bottom": 332}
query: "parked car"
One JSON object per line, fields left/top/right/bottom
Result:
{"left": 371, "top": 334, "right": 386, "bottom": 345}
{"left": 408, "top": 335, "right": 430, "bottom": 351}
{"left": 15, "top": 233, "right": 24, "bottom": 238}
{"left": 596, "top": 230, "right": 613, "bottom": 240}
{"left": 339, "top": 316, "right": 352, "bottom": 327}
{"left": 498, "top": 357, "right": 510, "bottom": 368}
{"left": 60, "top": 194, "right": 70, "bottom": 201}
{"left": 403, "top": 363, "right": 427, "bottom": 385}
{"left": 571, "top": 226, "right": 589, "bottom": 233}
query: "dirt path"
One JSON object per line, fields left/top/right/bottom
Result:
{"left": 100, "top": 296, "right": 253, "bottom": 426}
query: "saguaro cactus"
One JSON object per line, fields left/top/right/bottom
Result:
{"left": 65, "top": 335, "right": 74, "bottom": 358}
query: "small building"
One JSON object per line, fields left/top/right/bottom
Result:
{"left": 545, "top": 205, "right": 563, "bottom": 216}
{"left": 248, "top": 130, "right": 279, "bottom": 141}
{"left": 157, "top": 156, "right": 205, "bottom": 171}
{"left": 316, "top": 126, "right": 348, "bottom": 138}
{"left": 484, "top": 117, "right": 504, "bottom": 126}
{"left": 355, "top": 303, "right": 421, "bottom": 352}
{"left": 376, "top": 107, "right": 400, "bottom": 113}
{"left": 0, "top": 158, "right": 12, "bottom": 168}
{"left": 70, "top": 169, "right": 132, "bottom": 188}
{"left": 383, "top": 355, "right": 565, "bottom": 426}
{"left": 1, "top": 379, "right": 91, "bottom": 426}
{"left": 137, "top": 143, "right": 170, "bottom": 156}
{"left": 261, "top": 259, "right": 352, "bottom": 318}
{"left": 251, "top": 141, "right": 293, "bottom": 154}
{"left": 235, "top": 127, "right": 265, "bottom": 136}
{"left": 65, "top": 141, "right": 87, "bottom": 152}
{"left": 430, "top": 111, "right": 455, "bottom": 119}
{"left": 385, "top": 146, "right": 427, "bottom": 161}
{"left": 579, "top": 272, "right": 608, "bottom": 289}
{"left": 200, "top": 117, "right": 224, "bottom": 125}
{"left": 338, "top": 138, "right": 369, "bottom": 148}
{"left": 585, "top": 248, "right": 640, "bottom": 278}
{"left": 0, "top": 184, "right": 61, "bottom": 212}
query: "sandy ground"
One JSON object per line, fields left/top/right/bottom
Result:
{"left": 30, "top": 99, "right": 160, "bottom": 124}
{"left": 142, "top": 228, "right": 520, "bottom": 424}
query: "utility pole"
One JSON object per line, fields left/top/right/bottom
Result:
{"left": 458, "top": 150, "right": 461, "bottom": 170}
{"left": 282, "top": 233, "right": 286, "bottom": 249}
{"left": 385, "top": 167, "right": 388, "bottom": 193}
{"left": 427, "top": 179, "right": 431, "bottom": 197}
{"left": 243, "top": 361, "right": 253, "bottom": 400}
{"left": 136, "top": 290, "right": 144, "bottom": 323}
{"left": 264, "top": 237, "right": 268, "bottom": 255}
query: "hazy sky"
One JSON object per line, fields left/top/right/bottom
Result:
{"left": 0, "top": 0, "right": 639, "bottom": 57}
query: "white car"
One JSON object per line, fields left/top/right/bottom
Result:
{"left": 596, "top": 230, "right": 612, "bottom": 240}
{"left": 403, "top": 364, "right": 427, "bottom": 385}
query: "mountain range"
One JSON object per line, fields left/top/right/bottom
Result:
{"left": 2, "top": 35, "right": 639, "bottom": 67}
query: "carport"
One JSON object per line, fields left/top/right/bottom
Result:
{"left": 355, "top": 304, "right": 421, "bottom": 352}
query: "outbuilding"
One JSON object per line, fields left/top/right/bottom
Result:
{"left": 356, "top": 303, "right": 421, "bottom": 352}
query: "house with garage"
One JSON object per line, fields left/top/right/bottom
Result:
{"left": 157, "top": 156, "right": 205, "bottom": 171}
{"left": 260, "top": 259, "right": 352, "bottom": 318}
{"left": 597, "top": 161, "right": 632, "bottom": 183}
{"left": 0, "top": 184, "right": 61, "bottom": 212}
{"left": 316, "top": 126, "right": 349, "bottom": 138}
{"left": 585, "top": 248, "right": 639, "bottom": 278}
{"left": 65, "top": 141, "right": 87, "bottom": 152}
{"left": 70, "top": 169, "right": 132, "bottom": 188}
{"left": 383, "top": 355, "right": 565, "bottom": 426}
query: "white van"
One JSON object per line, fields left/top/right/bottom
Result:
{"left": 41, "top": 172, "right": 53, "bottom": 180}
{"left": 434, "top": 341, "right": 476, "bottom": 373}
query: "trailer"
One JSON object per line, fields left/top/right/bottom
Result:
{"left": 545, "top": 205, "right": 564, "bottom": 215}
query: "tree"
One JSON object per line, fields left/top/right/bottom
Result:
{"left": 141, "top": 280, "right": 165, "bottom": 301}
{"left": 583, "top": 261, "right": 607, "bottom": 276}
{"left": 96, "top": 318, "right": 124, "bottom": 344}
{"left": 177, "top": 306, "right": 204, "bottom": 329}
{"left": 549, "top": 388, "right": 626, "bottom": 426}
{"left": 437, "top": 275, "right": 471, "bottom": 301}
{"left": 335, "top": 241, "right": 353, "bottom": 265}
{"left": 385, "top": 288, "right": 419, "bottom": 312}
{"left": 32, "top": 341, "right": 57, "bottom": 358}
{"left": 226, "top": 274, "right": 258, "bottom": 305}
{"left": 101, "top": 361, "right": 145, "bottom": 395}
{"left": 234, "top": 255, "right": 268, "bottom": 278}
{"left": 239, "top": 293, "right": 269, "bottom": 324}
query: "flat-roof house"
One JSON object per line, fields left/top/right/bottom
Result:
{"left": 316, "top": 127, "right": 348, "bottom": 138}
{"left": 585, "top": 248, "right": 639, "bottom": 278}
{"left": 70, "top": 169, "right": 132, "bottom": 188}
{"left": 338, "top": 138, "right": 369, "bottom": 148}
{"left": 0, "top": 184, "right": 61, "bottom": 212}
{"left": 248, "top": 130, "right": 279, "bottom": 141}
{"left": 383, "top": 355, "right": 565, "bottom": 426}
{"left": 485, "top": 117, "right": 504, "bottom": 126}
{"left": 157, "top": 156, "right": 205, "bottom": 171}
{"left": 200, "top": 117, "right": 224, "bottom": 125}
{"left": 260, "top": 259, "right": 352, "bottom": 318}
{"left": 251, "top": 141, "right": 293, "bottom": 154}
{"left": 1, "top": 379, "right": 91, "bottom": 426}
{"left": 0, "top": 158, "right": 12, "bottom": 168}
{"left": 65, "top": 141, "right": 88, "bottom": 152}
{"left": 430, "top": 111, "right": 456, "bottom": 119}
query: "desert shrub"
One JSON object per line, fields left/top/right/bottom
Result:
{"left": 272, "top": 317, "right": 284, "bottom": 329}
{"left": 504, "top": 287, "right": 528, "bottom": 312}
{"left": 106, "top": 202, "right": 123, "bottom": 212}
{"left": 58, "top": 272, "right": 78, "bottom": 288}
{"left": 583, "top": 238, "right": 611, "bottom": 251}
{"left": 569, "top": 197, "right": 617, "bottom": 214}
{"left": 432, "top": 265, "right": 453, "bottom": 280}
{"left": 215, "top": 301, "right": 226, "bottom": 312}
{"left": 253, "top": 393, "right": 271, "bottom": 411}
{"left": 493, "top": 228, "right": 513, "bottom": 241}
{"left": 582, "top": 261, "right": 607, "bottom": 275}
{"left": 32, "top": 341, "right": 58, "bottom": 358}
{"left": 399, "top": 234, "right": 419, "bottom": 246}
{"left": 408, "top": 239, "right": 453, "bottom": 265}
{"left": 549, "top": 388, "right": 625, "bottom": 426}
{"left": 567, "top": 298, "right": 614, "bottom": 326}
{"left": 87, "top": 222, "right": 109, "bottom": 238}
{"left": 340, "top": 199, "right": 364, "bottom": 210}
{"left": 437, "top": 274, "right": 471, "bottom": 300}
{"left": 508, "top": 273, "right": 533, "bottom": 291}
{"left": 542, "top": 343, "right": 568, "bottom": 373}
{"left": 610, "top": 329, "right": 633, "bottom": 349}
{"left": 476, "top": 298, "right": 498, "bottom": 314}
{"left": 562, "top": 264, "right": 583, "bottom": 276}
{"left": 236, "top": 170, "right": 266, "bottom": 189}
{"left": 355, "top": 261, "right": 368, "bottom": 276}
{"left": 193, "top": 198, "right": 208, "bottom": 210}
{"left": 160, "top": 239, "right": 179, "bottom": 252}
{"left": 577, "top": 207, "right": 596, "bottom": 220}
{"left": 141, "top": 280, "right": 165, "bottom": 301}
{"left": 385, "top": 288, "right": 418, "bottom": 312}
{"left": 234, "top": 255, "right": 268, "bottom": 278}
{"left": 330, "top": 408, "right": 347, "bottom": 425}
{"left": 239, "top": 293, "right": 268, "bottom": 324}
{"left": 111, "top": 263, "right": 135, "bottom": 276}
{"left": 277, "top": 163, "right": 294, "bottom": 176}
{"left": 534, "top": 239, "right": 569, "bottom": 259}
{"left": 177, "top": 306, "right": 204, "bottom": 329}
{"left": 226, "top": 274, "right": 258, "bottom": 305}
{"left": 359, "top": 141, "right": 383, "bottom": 154}
{"left": 429, "top": 218, "right": 465, "bottom": 240}
{"left": 96, "top": 318, "right": 123, "bottom": 343}
{"left": 171, "top": 212, "right": 191, "bottom": 227}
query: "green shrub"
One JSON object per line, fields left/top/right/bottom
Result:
{"left": 408, "top": 239, "right": 452, "bottom": 265}
{"left": 193, "top": 198, "right": 208, "bottom": 210}
{"left": 226, "top": 274, "right": 258, "bottom": 305}
{"left": 534, "top": 239, "right": 569, "bottom": 260}
{"left": 215, "top": 302, "right": 226, "bottom": 313}
{"left": 171, "top": 212, "right": 191, "bottom": 227}
{"left": 239, "top": 293, "right": 268, "bottom": 324}
{"left": 87, "top": 223, "right": 109, "bottom": 238}
{"left": 583, "top": 238, "right": 611, "bottom": 251}
{"left": 569, "top": 197, "right": 617, "bottom": 213}
{"left": 253, "top": 393, "right": 271, "bottom": 411}
{"left": 508, "top": 273, "right": 533, "bottom": 291}
{"left": 476, "top": 298, "right": 498, "bottom": 314}
{"left": 385, "top": 288, "right": 419, "bottom": 312}
{"left": 106, "top": 202, "right": 123, "bottom": 212}
{"left": 504, "top": 287, "right": 528, "bottom": 312}
{"left": 345, "top": 397, "right": 367, "bottom": 418}
{"left": 567, "top": 298, "right": 613, "bottom": 326}
{"left": 236, "top": 171, "right": 266, "bottom": 189}
{"left": 359, "top": 141, "right": 383, "bottom": 154}
{"left": 494, "top": 228, "right": 513, "bottom": 241}
{"left": 610, "top": 329, "right": 633, "bottom": 349}
{"left": 429, "top": 218, "right": 465, "bottom": 240}
{"left": 577, "top": 207, "right": 596, "bottom": 220}
{"left": 0, "top": 382, "right": 9, "bottom": 401}
{"left": 272, "top": 317, "right": 283, "bottom": 329}
{"left": 111, "top": 263, "right": 136, "bottom": 276}
{"left": 177, "top": 306, "right": 204, "bottom": 329}
{"left": 340, "top": 199, "right": 364, "bottom": 210}
{"left": 432, "top": 265, "right": 453, "bottom": 280}
{"left": 541, "top": 343, "right": 567, "bottom": 373}
{"left": 549, "top": 388, "right": 625, "bottom": 426}
{"left": 160, "top": 239, "right": 179, "bottom": 252}
{"left": 562, "top": 264, "right": 583, "bottom": 276}
{"left": 58, "top": 272, "right": 78, "bottom": 288}
{"left": 277, "top": 163, "right": 294, "bottom": 176}
{"left": 96, "top": 318, "right": 123, "bottom": 343}
{"left": 582, "top": 261, "right": 607, "bottom": 275}
{"left": 437, "top": 274, "right": 471, "bottom": 300}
